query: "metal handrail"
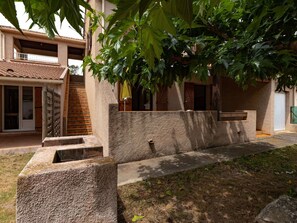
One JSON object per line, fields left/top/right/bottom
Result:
{"left": 14, "top": 52, "right": 58, "bottom": 64}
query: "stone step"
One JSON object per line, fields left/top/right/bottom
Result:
{"left": 67, "top": 83, "right": 92, "bottom": 136}
{"left": 68, "top": 122, "right": 92, "bottom": 128}
{"left": 67, "top": 124, "right": 92, "bottom": 130}
{"left": 67, "top": 132, "right": 93, "bottom": 136}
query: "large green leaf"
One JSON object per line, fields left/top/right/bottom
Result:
{"left": 150, "top": 6, "right": 175, "bottom": 34}
{"left": 163, "top": 0, "right": 193, "bottom": 25}
{"left": 139, "top": 0, "right": 153, "bottom": 19}
{"left": 107, "top": 0, "right": 139, "bottom": 31}
{"left": 0, "top": 0, "right": 21, "bottom": 32}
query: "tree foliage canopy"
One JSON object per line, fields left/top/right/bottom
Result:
{"left": 84, "top": 0, "right": 297, "bottom": 91}
{"left": 1, "top": 0, "right": 297, "bottom": 91}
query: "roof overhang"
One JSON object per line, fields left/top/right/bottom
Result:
{"left": 0, "top": 76, "right": 64, "bottom": 84}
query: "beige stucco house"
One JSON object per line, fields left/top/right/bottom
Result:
{"left": 82, "top": 0, "right": 297, "bottom": 164}
{"left": 0, "top": 26, "right": 86, "bottom": 138}
{"left": 2, "top": 2, "right": 295, "bottom": 164}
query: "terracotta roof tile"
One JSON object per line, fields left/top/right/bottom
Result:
{"left": 0, "top": 60, "right": 67, "bottom": 81}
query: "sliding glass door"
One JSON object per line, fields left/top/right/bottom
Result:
{"left": 22, "top": 87, "right": 34, "bottom": 130}
{"left": 3, "top": 86, "right": 35, "bottom": 131}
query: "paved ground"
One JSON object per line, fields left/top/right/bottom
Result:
{"left": 118, "top": 132, "right": 297, "bottom": 186}
{"left": 0, "top": 133, "right": 41, "bottom": 155}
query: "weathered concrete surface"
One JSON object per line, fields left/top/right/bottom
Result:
{"left": 118, "top": 132, "right": 297, "bottom": 186}
{"left": 0, "top": 133, "right": 41, "bottom": 155}
{"left": 109, "top": 106, "right": 256, "bottom": 163}
{"left": 255, "top": 195, "right": 297, "bottom": 223}
{"left": 17, "top": 146, "right": 117, "bottom": 223}
{"left": 42, "top": 135, "right": 101, "bottom": 147}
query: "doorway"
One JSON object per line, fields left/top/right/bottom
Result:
{"left": 184, "top": 83, "right": 207, "bottom": 111}
{"left": 274, "top": 92, "right": 286, "bottom": 131}
{"left": 194, "top": 85, "right": 206, "bottom": 110}
{"left": 3, "top": 86, "right": 35, "bottom": 131}
{"left": 4, "top": 86, "right": 19, "bottom": 130}
{"left": 132, "top": 85, "right": 153, "bottom": 111}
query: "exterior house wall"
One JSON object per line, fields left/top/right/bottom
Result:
{"left": 58, "top": 43, "right": 68, "bottom": 66}
{"left": 168, "top": 78, "right": 213, "bottom": 111}
{"left": 4, "top": 34, "right": 14, "bottom": 60}
{"left": 0, "top": 31, "right": 4, "bottom": 59}
{"left": 1, "top": 28, "right": 84, "bottom": 62}
{"left": 85, "top": 0, "right": 117, "bottom": 156}
{"left": 221, "top": 78, "right": 274, "bottom": 134}
{"left": 168, "top": 82, "right": 185, "bottom": 110}
{"left": 109, "top": 105, "right": 256, "bottom": 163}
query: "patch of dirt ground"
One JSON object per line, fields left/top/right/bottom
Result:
{"left": 118, "top": 146, "right": 297, "bottom": 223}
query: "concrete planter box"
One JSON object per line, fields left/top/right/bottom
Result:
{"left": 16, "top": 140, "right": 117, "bottom": 223}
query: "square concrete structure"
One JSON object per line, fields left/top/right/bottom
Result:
{"left": 16, "top": 144, "right": 117, "bottom": 223}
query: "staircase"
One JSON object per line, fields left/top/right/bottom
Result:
{"left": 67, "top": 76, "right": 92, "bottom": 136}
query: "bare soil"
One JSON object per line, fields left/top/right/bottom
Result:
{"left": 118, "top": 146, "right": 297, "bottom": 223}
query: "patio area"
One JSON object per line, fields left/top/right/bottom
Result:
{"left": 0, "top": 132, "right": 41, "bottom": 154}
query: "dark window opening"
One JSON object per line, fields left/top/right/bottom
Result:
{"left": 4, "top": 86, "right": 19, "bottom": 130}
{"left": 132, "top": 85, "right": 153, "bottom": 111}
{"left": 194, "top": 85, "right": 206, "bottom": 110}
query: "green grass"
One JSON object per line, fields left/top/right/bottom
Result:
{"left": 0, "top": 153, "right": 33, "bottom": 223}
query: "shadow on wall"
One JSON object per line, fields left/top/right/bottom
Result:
{"left": 108, "top": 106, "right": 256, "bottom": 163}
{"left": 177, "top": 112, "right": 249, "bottom": 152}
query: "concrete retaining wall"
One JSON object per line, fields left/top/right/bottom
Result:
{"left": 287, "top": 124, "right": 297, "bottom": 132}
{"left": 109, "top": 105, "right": 256, "bottom": 163}
{"left": 17, "top": 146, "right": 117, "bottom": 223}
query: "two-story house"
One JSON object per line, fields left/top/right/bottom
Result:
{"left": 0, "top": 26, "right": 89, "bottom": 139}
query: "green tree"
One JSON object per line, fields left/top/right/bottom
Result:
{"left": 2, "top": 0, "right": 297, "bottom": 91}
{"left": 84, "top": 0, "right": 297, "bottom": 91}
{"left": 68, "top": 65, "right": 80, "bottom": 75}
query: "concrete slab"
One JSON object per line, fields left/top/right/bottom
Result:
{"left": 0, "top": 132, "right": 41, "bottom": 155}
{"left": 118, "top": 132, "right": 297, "bottom": 186}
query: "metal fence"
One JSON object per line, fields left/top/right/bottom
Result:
{"left": 291, "top": 106, "right": 297, "bottom": 124}
{"left": 14, "top": 52, "right": 58, "bottom": 63}
{"left": 43, "top": 88, "right": 61, "bottom": 139}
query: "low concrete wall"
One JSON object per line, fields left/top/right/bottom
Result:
{"left": 109, "top": 105, "right": 256, "bottom": 163}
{"left": 287, "top": 124, "right": 297, "bottom": 132}
{"left": 17, "top": 146, "right": 117, "bottom": 223}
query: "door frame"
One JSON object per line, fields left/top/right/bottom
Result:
{"left": 1, "top": 85, "right": 35, "bottom": 132}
